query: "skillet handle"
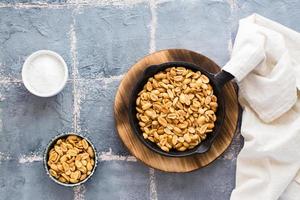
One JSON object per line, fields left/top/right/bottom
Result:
{"left": 214, "top": 70, "right": 235, "bottom": 88}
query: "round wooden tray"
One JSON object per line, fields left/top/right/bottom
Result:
{"left": 114, "top": 49, "right": 239, "bottom": 172}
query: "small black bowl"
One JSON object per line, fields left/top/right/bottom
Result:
{"left": 129, "top": 61, "right": 234, "bottom": 157}
{"left": 43, "top": 133, "right": 98, "bottom": 187}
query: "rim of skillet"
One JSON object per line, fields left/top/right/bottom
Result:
{"left": 43, "top": 133, "right": 98, "bottom": 187}
{"left": 128, "top": 61, "right": 225, "bottom": 157}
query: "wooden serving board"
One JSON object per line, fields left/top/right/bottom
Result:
{"left": 114, "top": 49, "right": 239, "bottom": 172}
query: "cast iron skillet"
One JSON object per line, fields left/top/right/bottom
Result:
{"left": 129, "top": 61, "right": 234, "bottom": 157}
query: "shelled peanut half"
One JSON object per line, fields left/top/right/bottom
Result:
{"left": 47, "top": 135, "right": 95, "bottom": 184}
{"left": 136, "top": 67, "right": 218, "bottom": 152}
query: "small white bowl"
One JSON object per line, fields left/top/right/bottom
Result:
{"left": 22, "top": 50, "right": 68, "bottom": 97}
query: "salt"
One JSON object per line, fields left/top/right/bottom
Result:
{"left": 22, "top": 50, "right": 68, "bottom": 97}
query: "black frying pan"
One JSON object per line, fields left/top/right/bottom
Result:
{"left": 129, "top": 61, "right": 234, "bottom": 157}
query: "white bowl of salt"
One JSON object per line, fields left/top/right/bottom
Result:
{"left": 22, "top": 50, "right": 68, "bottom": 97}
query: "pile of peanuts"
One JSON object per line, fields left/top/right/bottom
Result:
{"left": 47, "top": 135, "right": 95, "bottom": 184}
{"left": 136, "top": 67, "right": 218, "bottom": 152}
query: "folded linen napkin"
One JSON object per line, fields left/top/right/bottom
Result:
{"left": 222, "top": 14, "right": 300, "bottom": 200}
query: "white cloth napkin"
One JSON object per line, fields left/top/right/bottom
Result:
{"left": 222, "top": 14, "right": 300, "bottom": 200}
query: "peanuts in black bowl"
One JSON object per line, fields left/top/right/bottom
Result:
{"left": 129, "top": 61, "right": 234, "bottom": 157}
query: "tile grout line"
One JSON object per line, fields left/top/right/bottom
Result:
{"left": 19, "top": 153, "right": 43, "bottom": 163}
{"left": 149, "top": 168, "right": 158, "bottom": 200}
{"left": 97, "top": 74, "right": 125, "bottom": 89}
{"left": 0, "top": 77, "right": 22, "bottom": 84}
{"left": 0, "top": 2, "right": 65, "bottom": 9}
{"left": 74, "top": 185, "right": 86, "bottom": 200}
{"left": 148, "top": 1, "right": 158, "bottom": 200}
{"left": 98, "top": 148, "right": 137, "bottom": 162}
{"left": 227, "top": 0, "right": 237, "bottom": 58}
{"left": 0, "top": 152, "right": 12, "bottom": 163}
{"left": 227, "top": 0, "right": 237, "bottom": 11}
{"left": 0, "top": 77, "right": 126, "bottom": 84}
{"left": 0, "top": 0, "right": 148, "bottom": 9}
{"left": 70, "top": 14, "right": 81, "bottom": 134}
{"left": 66, "top": 0, "right": 146, "bottom": 7}
{"left": 0, "top": 76, "right": 127, "bottom": 85}
{"left": 149, "top": 0, "right": 157, "bottom": 54}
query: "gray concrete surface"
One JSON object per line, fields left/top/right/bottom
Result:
{"left": 0, "top": 0, "right": 299, "bottom": 199}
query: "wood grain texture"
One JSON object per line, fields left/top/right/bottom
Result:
{"left": 114, "top": 49, "right": 239, "bottom": 172}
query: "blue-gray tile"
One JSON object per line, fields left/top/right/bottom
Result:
{"left": 78, "top": 79, "right": 129, "bottom": 155}
{"left": 0, "top": 82, "right": 73, "bottom": 157}
{"left": 75, "top": 4, "right": 151, "bottom": 78}
{"left": 0, "top": 8, "right": 72, "bottom": 79}
{"left": 155, "top": 158, "right": 236, "bottom": 200}
{"left": 84, "top": 160, "right": 149, "bottom": 200}
{"left": 236, "top": 0, "right": 300, "bottom": 32}
{"left": 0, "top": 160, "right": 73, "bottom": 200}
{"left": 156, "top": 0, "right": 232, "bottom": 66}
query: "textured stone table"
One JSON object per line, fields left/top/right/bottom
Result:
{"left": 0, "top": 0, "right": 299, "bottom": 199}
